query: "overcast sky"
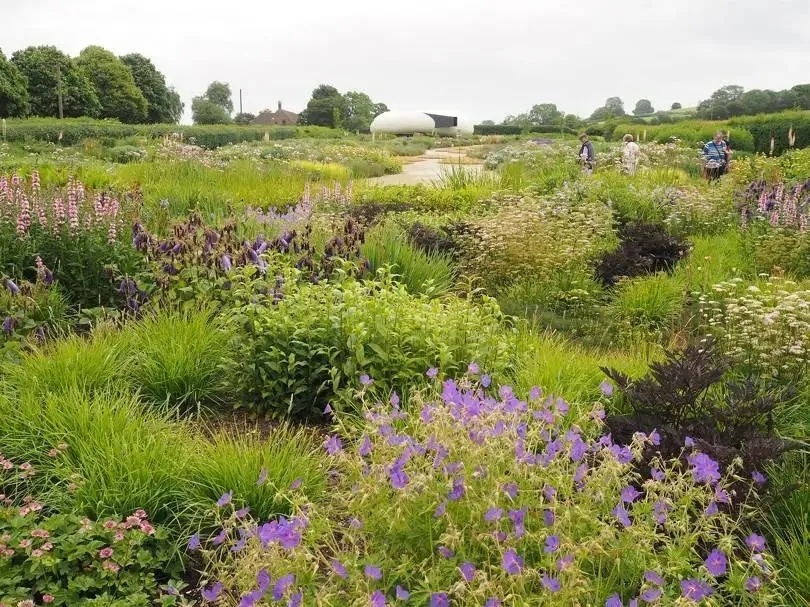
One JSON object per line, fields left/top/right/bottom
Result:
{"left": 3, "top": 0, "right": 809, "bottom": 124}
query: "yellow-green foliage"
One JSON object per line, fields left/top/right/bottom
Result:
{"left": 457, "top": 187, "right": 615, "bottom": 291}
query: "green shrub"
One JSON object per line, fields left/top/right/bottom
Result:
{"left": 608, "top": 120, "right": 756, "bottom": 152}
{"left": 228, "top": 270, "right": 515, "bottom": 419}
{"left": 0, "top": 277, "right": 69, "bottom": 359}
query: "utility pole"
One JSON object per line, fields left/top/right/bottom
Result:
{"left": 239, "top": 89, "right": 243, "bottom": 115}
{"left": 56, "top": 63, "right": 64, "bottom": 120}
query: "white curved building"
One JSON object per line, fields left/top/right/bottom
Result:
{"left": 370, "top": 111, "right": 474, "bottom": 137}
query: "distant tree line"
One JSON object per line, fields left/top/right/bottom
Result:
{"left": 486, "top": 82, "right": 810, "bottom": 131}
{"left": 0, "top": 45, "right": 183, "bottom": 123}
{"left": 695, "top": 84, "right": 810, "bottom": 120}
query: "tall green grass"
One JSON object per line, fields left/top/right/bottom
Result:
{"left": 120, "top": 308, "right": 234, "bottom": 413}
{"left": 1, "top": 332, "right": 129, "bottom": 398}
{"left": 510, "top": 328, "right": 653, "bottom": 407}
{"left": 113, "top": 159, "right": 315, "bottom": 219}
{"left": 361, "top": 223, "right": 455, "bottom": 296}
{"left": 193, "top": 427, "right": 326, "bottom": 521}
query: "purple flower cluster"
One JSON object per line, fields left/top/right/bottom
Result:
{"left": 195, "top": 370, "right": 772, "bottom": 604}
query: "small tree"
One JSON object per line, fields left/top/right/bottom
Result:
{"left": 205, "top": 81, "right": 233, "bottom": 113}
{"left": 632, "top": 99, "right": 654, "bottom": 116}
{"left": 671, "top": 102, "right": 682, "bottom": 110}
{"left": 191, "top": 97, "right": 230, "bottom": 124}
{"left": 233, "top": 112, "right": 255, "bottom": 125}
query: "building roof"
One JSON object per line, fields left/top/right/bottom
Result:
{"left": 254, "top": 102, "right": 298, "bottom": 125}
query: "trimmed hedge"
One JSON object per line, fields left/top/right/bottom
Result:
{"left": 0, "top": 118, "right": 341, "bottom": 148}
{"left": 607, "top": 120, "right": 756, "bottom": 152}
{"left": 729, "top": 111, "right": 810, "bottom": 155}
{"left": 474, "top": 124, "right": 522, "bottom": 135}
{"left": 474, "top": 124, "right": 577, "bottom": 136}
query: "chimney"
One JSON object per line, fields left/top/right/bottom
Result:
{"left": 278, "top": 101, "right": 282, "bottom": 111}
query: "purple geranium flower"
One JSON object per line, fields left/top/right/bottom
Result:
{"left": 704, "top": 549, "right": 727, "bottom": 576}
{"left": 605, "top": 594, "right": 623, "bottom": 607}
{"left": 364, "top": 564, "right": 382, "bottom": 580}
{"left": 680, "top": 579, "right": 713, "bottom": 601}
{"left": 752, "top": 470, "right": 766, "bottom": 485}
{"left": 323, "top": 434, "right": 343, "bottom": 455}
{"left": 746, "top": 533, "right": 767, "bottom": 552}
{"left": 541, "top": 573, "right": 561, "bottom": 592}
{"left": 371, "top": 590, "right": 387, "bottom": 607}
{"left": 502, "top": 482, "right": 518, "bottom": 499}
{"left": 640, "top": 587, "right": 662, "bottom": 603}
{"left": 460, "top": 561, "right": 476, "bottom": 582}
{"left": 331, "top": 559, "right": 348, "bottom": 579}
{"left": 273, "top": 574, "right": 295, "bottom": 600}
{"left": 257, "top": 467, "right": 268, "bottom": 485}
{"left": 395, "top": 585, "right": 410, "bottom": 600}
{"left": 481, "top": 374, "right": 491, "bottom": 387}
{"left": 187, "top": 533, "right": 201, "bottom": 551}
{"left": 438, "top": 545, "right": 454, "bottom": 558}
{"left": 485, "top": 600, "right": 502, "bottom": 607}
{"left": 434, "top": 501, "right": 447, "bottom": 518}
{"left": 468, "top": 362, "right": 480, "bottom": 374}
{"left": 544, "top": 535, "right": 560, "bottom": 553}
{"left": 612, "top": 503, "right": 632, "bottom": 528}
{"left": 543, "top": 508, "right": 555, "bottom": 526}
{"left": 288, "top": 591, "right": 302, "bottom": 607}
{"left": 621, "top": 485, "right": 641, "bottom": 503}
{"left": 202, "top": 582, "right": 224, "bottom": 602}
{"left": 426, "top": 367, "right": 439, "bottom": 379}
{"left": 430, "top": 593, "right": 449, "bottom": 607}
{"left": 599, "top": 380, "right": 614, "bottom": 396}
{"left": 745, "top": 576, "right": 762, "bottom": 592}
{"left": 644, "top": 571, "right": 665, "bottom": 586}
{"left": 359, "top": 374, "right": 373, "bottom": 386}
{"left": 484, "top": 507, "right": 503, "bottom": 522}
{"left": 502, "top": 548, "right": 523, "bottom": 575}
{"left": 687, "top": 452, "right": 721, "bottom": 485}
{"left": 216, "top": 491, "right": 232, "bottom": 507}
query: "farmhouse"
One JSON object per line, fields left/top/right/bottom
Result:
{"left": 254, "top": 102, "right": 299, "bottom": 126}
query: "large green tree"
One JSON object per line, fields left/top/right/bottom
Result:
{"left": 11, "top": 46, "right": 100, "bottom": 118}
{"left": 120, "top": 53, "right": 182, "bottom": 123}
{"left": 76, "top": 46, "right": 147, "bottom": 123}
{"left": 204, "top": 81, "right": 233, "bottom": 114}
{"left": 0, "top": 49, "right": 29, "bottom": 117}
{"left": 298, "top": 85, "right": 347, "bottom": 128}
{"left": 527, "top": 103, "right": 563, "bottom": 126}
{"left": 343, "top": 91, "right": 388, "bottom": 132}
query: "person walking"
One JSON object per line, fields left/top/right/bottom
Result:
{"left": 622, "top": 134, "right": 640, "bottom": 175}
{"left": 578, "top": 133, "right": 595, "bottom": 175}
{"left": 702, "top": 131, "right": 729, "bottom": 181}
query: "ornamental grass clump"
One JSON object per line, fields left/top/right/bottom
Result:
{"left": 190, "top": 372, "right": 776, "bottom": 606}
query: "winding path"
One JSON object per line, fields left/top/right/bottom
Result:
{"left": 367, "top": 147, "right": 486, "bottom": 186}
